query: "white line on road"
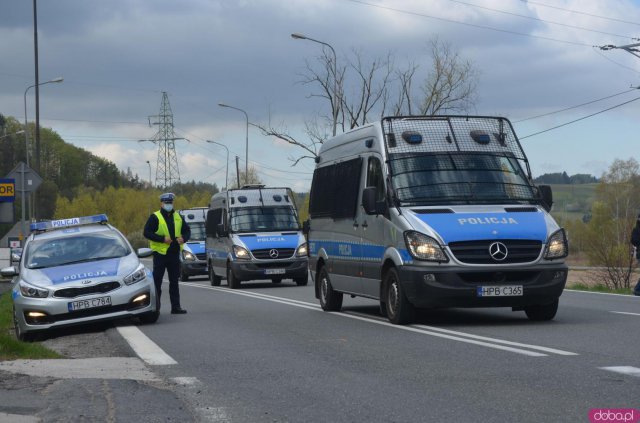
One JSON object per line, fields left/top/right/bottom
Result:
{"left": 600, "top": 366, "right": 640, "bottom": 378}
{"left": 183, "top": 283, "right": 576, "bottom": 357}
{"left": 117, "top": 325, "right": 177, "bottom": 365}
{"left": 610, "top": 311, "right": 640, "bottom": 316}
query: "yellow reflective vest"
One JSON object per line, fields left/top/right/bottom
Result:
{"left": 149, "top": 210, "right": 184, "bottom": 255}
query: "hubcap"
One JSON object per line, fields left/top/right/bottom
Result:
{"left": 321, "top": 277, "right": 328, "bottom": 302}
{"left": 388, "top": 282, "right": 399, "bottom": 317}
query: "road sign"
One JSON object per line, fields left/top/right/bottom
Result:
{"left": 7, "top": 162, "right": 42, "bottom": 193}
{"left": 0, "top": 179, "right": 15, "bottom": 202}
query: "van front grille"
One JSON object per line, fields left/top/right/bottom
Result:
{"left": 449, "top": 240, "right": 542, "bottom": 264}
{"left": 251, "top": 248, "right": 295, "bottom": 260}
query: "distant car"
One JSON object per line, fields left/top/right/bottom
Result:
{"left": 10, "top": 247, "right": 22, "bottom": 267}
{"left": 0, "top": 214, "right": 159, "bottom": 342}
{"left": 178, "top": 207, "right": 208, "bottom": 281}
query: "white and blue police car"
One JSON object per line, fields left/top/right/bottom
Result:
{"left": 0, "top": 214, "right": 159, "bottom": 341}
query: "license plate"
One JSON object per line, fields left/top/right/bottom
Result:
{"left": 477, "top": 285, "right": 523, "bottom": 297}
{"left": 265, "top": 269, "right": 285, "bottom": 275}
{"left": 68, "top": 296, "right": 112, "bottom": 311}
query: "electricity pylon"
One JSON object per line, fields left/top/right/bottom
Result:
{"left": 147, "top": 92, "right": 181, "bottom": 189}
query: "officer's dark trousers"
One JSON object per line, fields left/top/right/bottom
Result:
{"left": 152, "top": 251, "right": 181, "bottom": 310}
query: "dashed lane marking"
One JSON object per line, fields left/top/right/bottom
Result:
{"left": 599, "top": 366, "right": 640, "bottom": 378}
{"left": 117, "top": 325, "right": 177, "bottom": 365}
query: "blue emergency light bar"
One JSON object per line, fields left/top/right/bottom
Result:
{"left": 30, "top": 214, "right": 109, "bottom": 232}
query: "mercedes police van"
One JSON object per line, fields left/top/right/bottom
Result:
{"left": 178, "top": 207, "right": 207, "bottom": 281}
{"left": 307, "top": 116, "right": 569, "bottom": 324}
{"left": 0, "top": 214, "right": 158, "bottom": 341}
{"left": 205, "top": 185, "right": 309, "bottom": 288}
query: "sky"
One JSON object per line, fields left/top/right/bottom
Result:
{"left": 1, "top": 0, "right": 639, "bottom": 193}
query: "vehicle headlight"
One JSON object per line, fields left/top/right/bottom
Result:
{"left": 124, "top": 265, "right": 147, "bottom": 285}
{"left": 295, "top": 243, "right": 308, "bottom": 257}
{"left": 544, "top": 229, "right": 568, "bottom": 260}
{"left": 403, "top": 231, "right": 449, "bottom": 263}
{"left": 233, "top": 245, "right": 251, "bottom": 260}
{"left": 19, "top": 281, "right": 49, "bottom": 298}
{"left": 182, "top": 250, "right": 196, "bottom": 261}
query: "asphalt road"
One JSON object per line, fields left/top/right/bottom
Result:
{"left": 133, "top": 268, "right": 640, "bottom": 423}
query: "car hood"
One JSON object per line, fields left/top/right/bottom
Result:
{"left": 23, "top": 256, "right": 137, "bottom": 287}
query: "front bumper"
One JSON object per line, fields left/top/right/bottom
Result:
{"left": 398, "top": 262, "right": 568, "bottom": 309}
{"left": 181, "top": 260, "right": 208, "bottom": 276}
{"left": 230, "top": 258, "right": 308, "bottom": 281}
{"left": 13, "top": 278, "right": 157, "bottom": 334}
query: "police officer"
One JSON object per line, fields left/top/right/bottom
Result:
{"left": 144, "top": 193, "right": 191, "bottom": 314}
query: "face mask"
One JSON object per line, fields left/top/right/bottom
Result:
{"left": 162, "top": 203, "right": 173, "bottom": 212}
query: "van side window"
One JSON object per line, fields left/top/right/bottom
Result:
{"left": 206, "top": 208, "right": 223, "bottom": 238}
{"left": 366, "top": 157, "right": 385, "bottom": 202}
{"left": 310, "top": 157, "right": 362, "bottom": 220}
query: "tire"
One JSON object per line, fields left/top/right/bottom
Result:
{"left": 14, "top": 306, "right": 37, "bottom": 342}
{"left": 227, "top": 264, "right": 241, "bottom": 289}
{"left": 379, "top": 301, "right": 388, "bottom": 318}
{"left": 139, "top": 294, "right": 160, "bottom": 324}
{"left": 271, "top": 278, "right": 282, "bottom": 284}
{"left": 209, "top": 264, "right": 221, "bottom": 286}
{"left": 318, "top": 267, "right": 342, "bottom": 311}
{"left": 295, "top": 272, "right": 309, "bottom": 286}
{"left": 524, "top": 299, "right": 559, "bottom": 321}
{"left": 385, "top": 268, "right": 415, "bottom": 325}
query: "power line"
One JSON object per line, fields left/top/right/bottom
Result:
{"left": 592, "top": 47, "right": 640, "bottom": 74}
{"left": 344, "top": 0, "right": 594, "bottom": 47}
{"left": 519, "top": 0, "right": 640, "bottom": 27}
{"left": 445, "top": 0, "right": 634, "bottom": 39}
{"left": 520, "top": 96, "right": 640, "bottom": 139}
{"left": 514, "top": 87, "right": 640, "bottom": 123}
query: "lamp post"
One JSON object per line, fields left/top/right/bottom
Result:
{"left": 0, "top": 130, "right": 24, "bottom": 140}
{"left": 291, "top": 32, "right": 338, "bottom": 136}
{"left": 206, "top": 140, "right": 229, "bottom": 190}
{"left": 218, "top": 103, "right": 249, "bottom": 185}
{"left": 24, "top": 77, "right": 63, "bottom": 167}
{"left": 146, "top": 160, "right": 152, "bottom": 187}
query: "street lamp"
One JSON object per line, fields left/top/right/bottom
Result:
{"left": 218, "top": 103, "right": 249, "bottom": 185}
{"left": 24, "top": 77, "right": 63, "bottom": 167}
{"left": 0, "top": 130, "right": 25, "bottom": 140}
{"left": 291, "top": 32, "right": 338, "bottom": 136}
{"left": 206, "top": 140, "right": 229, "bottom": 190}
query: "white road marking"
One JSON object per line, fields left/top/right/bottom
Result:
{"left": 0, "top": 412, "right": 40, "bottom": 423}
{"left": 600, "top": 366, "right": 640, "bottom": 377}
{"left": 117, "top": 325, "right": 177, "bottom": 365}
{"left": 610, "top": 311, "right": 640, "bottom": 316}
{"left": 565, "top": 289, "right": 637, "bottom": 298}
{"left": 172, "top": 376, "right": 201, "bottom": 386}
{"left": 183, "top": 283, "right": 577, "bottom": 357}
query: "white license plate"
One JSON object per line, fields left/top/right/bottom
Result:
{"left": 68, "top": 296, "right": 112, "bottom": 311}
{"left": 265, "top": 269, "right": 286, "bottom": 275}
{"left": 477, "top": 285, "right": 523, "bottom": 297}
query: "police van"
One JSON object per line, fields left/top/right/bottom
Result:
{"left": 178, "top": 207, "right": 207, "bottom": 281}
{"left": 307, "top": 116, "right": 568, "bottom": 324}
{"left": 205, "top": 185, "right": 309, "bottom": 288}
{"left": 1, "top": 214, "right": 158, "bottom": 341}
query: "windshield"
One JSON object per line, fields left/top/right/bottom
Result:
{"left": 25, "top": 231, "right": 131, "bottom": 269}
{"left": 189, "top": 222, "right": 206, "bottom": 241}
{"left": 389, "top": 152, "right": 537, "bottom": 206}
{"left": 230, "top": 206, "right": 299, "bottom": 233}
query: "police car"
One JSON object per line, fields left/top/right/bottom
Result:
{"left": 0, "top": 214, "right": 159, "bottom": 342}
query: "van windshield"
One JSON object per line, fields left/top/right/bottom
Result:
{"left": 189, "top": 222, "right": 206, "bottom": 241}
{"left": 389, "top": 151, "right": 537, "bottom": 206}
{"left": 230, "top": 206, "right": 299, "bottom": 233}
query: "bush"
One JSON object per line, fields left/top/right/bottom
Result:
{"left": 127, "top": 230, "right": 148, "bottom": 250}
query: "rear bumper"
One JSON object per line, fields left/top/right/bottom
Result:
{"left": 398, "top": 263, "right": 568, "bottom": 309}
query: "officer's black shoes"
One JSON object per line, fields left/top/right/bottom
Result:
{"left": 171, "top": 308, "right": 187, "bottom": 314}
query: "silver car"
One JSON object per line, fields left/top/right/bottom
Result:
{"left": 0, "top": 214, "right": 159, "bottom": 342}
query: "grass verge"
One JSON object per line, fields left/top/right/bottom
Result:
{"left": 0, "top": 290, "right": 61, "bottom": 360}
{"left": 567, "top": 283, "right": 634, "bottom": 295}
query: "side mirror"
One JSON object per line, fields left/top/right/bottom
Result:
{"left": 217, "top": 223, "right": 228, "bottom": 238}
{"left": 302, "top": 219, "right": 310, "bottom": 235}
{"left": 538, "top": 185, "right": 553, "bottom": 212}
{"left": 137, "top": 247, "right": 153, "bottom": 258}
{"left": 1, "top": 266, "right": 18, "bottom": 278}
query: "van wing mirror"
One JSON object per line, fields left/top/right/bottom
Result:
{"left": 362, "top": 187, "right": 377, "bottom": 215}
{"left": 217, "top": 223, "right": 228, "bottom": 238}
{"left": 538, "top": 185, "right": 553, "bottom": 212}
{"left": 302, "top": 219, "right": 310, "bottom": 235}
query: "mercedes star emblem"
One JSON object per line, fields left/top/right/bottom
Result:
{"left": 269, "top": 249, "right": 279, "bottom": 259}
{"left": 488, "top": 242, "right": 508, "bottom": 261}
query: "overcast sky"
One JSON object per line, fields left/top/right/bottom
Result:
{"left": 1, "top": 0, "right": 639, "bottom": 192}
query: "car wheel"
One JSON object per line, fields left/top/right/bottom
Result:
{"left": 271, "top": 278, "right": 282, "bottom": 284}
{"left": 209, "top": 264, "right": 221, "bottom": 286}
{"left": 227, "top": 265, "right": 240, "bottom": 289}
{"left": 385, "top": 268, "right": 414, "bottom": 325}
{"left": 318, "top": 266, "right": 342, "bottom": 311}
{"left": 295, "top": 272, "right": 309, "bottom": 286}
{"left": 379, "top": 301, "right": 388, "bottom": 318}
{"left": 13, "top": 306, "right": 37, "bottom": 342}
{"left": 524, "top": 299, "right": 558, "bottom": 321}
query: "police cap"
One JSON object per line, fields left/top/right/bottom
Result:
{"left": 159, "top": 192, "right": 175, "bottom": 203}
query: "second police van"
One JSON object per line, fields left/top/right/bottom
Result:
{"left": 178, "top": 207, "right": 208, "bottom": 281}
{"left": 205, "top": 185, "right": 309, "bottom": 288}
{"left": 306, "top": 116, "right": 569, "bottom": 324}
